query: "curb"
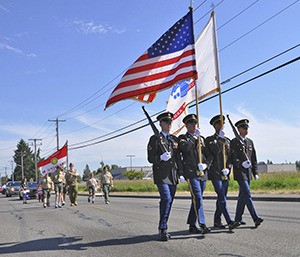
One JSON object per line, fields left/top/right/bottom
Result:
{"left": 79, "top": 193, "right": 300, "bottom": 202}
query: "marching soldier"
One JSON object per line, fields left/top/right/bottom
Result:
{"left": 147, "top": 112, "right": 181, "bottom": 241}
{"left": 205, "top": 115, "right": 239, "bottom": 231}
{"left": 230, "top": 119, "right": 263, "bottom": 227}
{"left": 178, "top": 114, "right": 210, "bottom": 234}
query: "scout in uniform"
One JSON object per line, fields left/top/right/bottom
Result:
{"left": 178, "top": 114, "right": 210, "bottom": 234}
{"left": 147, "top": 112, "right": 182, "bottom": 241}
{"left": 230, "top": 119, "right": 263, "bottom": 227}
{"left": 53, "top": 166, "right": 66, "bottom": 208}
{"left": 205, "top": 115, "right": 239, "bottom": 231}
{"left": 39, "top": 173, "right": 53, "bottom": 208}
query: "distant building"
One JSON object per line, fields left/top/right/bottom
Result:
{"left": 111, "top": 166, "right": 152, "bottom": 180}
{"left": 257, "top": 163, "right": 297, "bottom": 173}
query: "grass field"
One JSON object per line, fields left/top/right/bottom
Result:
{"left": 78, "top": 171, "right": 300, "bottom": 194}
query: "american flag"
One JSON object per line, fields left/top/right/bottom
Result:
{"left": 105, "top": 10, "right": 197, "bottom": 109}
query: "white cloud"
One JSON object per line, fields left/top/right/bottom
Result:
{"left": 70, "top": 19, "right": 126, "bottom": 35}
{"left": 0, "top": 42, "right": 37, "bottom": 58}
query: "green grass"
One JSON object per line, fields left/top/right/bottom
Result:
{"left": 78, "top": 171, "right": 300, "bottom": 194}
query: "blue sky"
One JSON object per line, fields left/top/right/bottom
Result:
{"left": 0, "top": 0, "right": 300, "bottom": 176}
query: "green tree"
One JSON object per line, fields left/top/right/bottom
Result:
{"left": 13, "top": 139, "right": 35, "bottom": 181}
{"left": 111, "top": 164, "right": 119, "bottom": 170}
{"left": 82, "top": 164, "right": 91, "bottom": 181}
{"left": 124, "top": 170, "right": 145, "bottom": 180}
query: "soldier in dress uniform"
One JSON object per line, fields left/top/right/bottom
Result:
{"left": 205, "top": 115, "right": 239, "bottom": 231}
{"left": 230, "top": 119, "right": 263, "bottom": 227}
{"left": 178, "top": 114, "right": 211, "bottom": 234}
{"left": 147, "top": 112, "right": 182, "bottom": 241}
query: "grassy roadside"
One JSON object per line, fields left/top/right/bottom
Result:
{"left": 78, "top": 171, "right": 300, "bottom": 194}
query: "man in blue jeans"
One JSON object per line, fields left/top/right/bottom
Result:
{"left": 147, "top": 112, "right": 182, "bottom": 241}
{"left": 205, "top": 115, "right": 239, "bottom": 231}
{"left": 230, "top": 119, "right": 263, "bottom": 228}
{"left": 178, "top": 114, "right": 210, "bottom": 234}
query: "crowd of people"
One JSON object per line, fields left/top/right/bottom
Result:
{"left": 147, "top": 112, "right": 264, "bottom": 241}
{"left": 31, "top": 163, "right": 114, "bottom": 208}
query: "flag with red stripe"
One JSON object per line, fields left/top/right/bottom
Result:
{"left": 37, "top": 144, "right": 68, "bottom": 176}
{"left": 105, "top": 10, "right": 197, "bottom": 109}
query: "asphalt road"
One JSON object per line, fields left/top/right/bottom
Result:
{"left": 0, "top": 194, "right": 299, "bottom": 257}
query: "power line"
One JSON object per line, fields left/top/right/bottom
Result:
{"left": 219, "top": 0, "right": 300, "bottom": 52}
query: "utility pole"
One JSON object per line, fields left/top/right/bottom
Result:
{"left": 48, "top": 118, "right": 66, "bottom": 150}
{"left": 29, "top": 138, "right": 42, "bottom": 181}
{"left": 21, "top": 152, "right": 24, "bottom": 180}
{"left": 9, "top": 160, "right": 14, "bottom": 181}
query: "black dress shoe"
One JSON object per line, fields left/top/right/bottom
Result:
{"left": 159, "top": 229, "right": 170, "bottom": 241}
{"left": 200, "top": 224, "right": 211, "bottom": 234}
{"left": 214, "top": 222, "right": 226, "bottom": 229}
{"left": 189, "top": 225, "right": 202, "bottom": 234}
{"left": 228, "top": 221, "right": 239, "bottom": 231}
{"left": 255, "top": 218, "right": 264, "bottom": 228}
{"left": 240, "top": 220, "right": 246, "bottom": 225}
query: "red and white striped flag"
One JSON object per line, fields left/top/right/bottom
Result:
{"left": 105, "top": 10, "right": 197, "bottom": 109}
{"left": 37, "top": 144, "right": 68, "bottom": 176}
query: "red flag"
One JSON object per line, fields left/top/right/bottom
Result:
{"left": 37, "top": 144, "right": 68, "bottom": 176}
{"left": 105, "top": 10, "right": 197, "bottom": 109}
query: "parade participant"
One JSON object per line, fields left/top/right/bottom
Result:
{"left": 39, "top": 173, "right": 53, "bottom": 208}
{"left": 230, "top": 119, "right": 263, "bottom": 227}
{"left": 178, "top": 114, "right": 210, "bottom": 234}
{"left": 205, "top": 115, "right": 239, "bottom": 231}
{"left": 66, "top": 162, "right": 79, "bottom": 206}
{"left": 86, "top": 173, "right": 98, "bottom": 204}
{"left": 20, "top": 178, "right": 28, "bottom": 204}
{"left": 147, "top": 111, "right": 182, "bottom": 241}
{"left": 53, "top": 166, "right": 66, "bottom": 208}
{"left": 100, "top": 165, "right": 113, "bottom": 204}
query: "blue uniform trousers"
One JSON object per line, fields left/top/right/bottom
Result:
{"left": 187, "top": 178, "right": 206, "bottom": 226}
{"left": 157, "top": 183, "right": 177, "bottom": 230}
{"left": 235, "top": 180, "right": 259, "bottom": 222}
{"left": 212, "top": 179, "right": 232, "bottom": 224}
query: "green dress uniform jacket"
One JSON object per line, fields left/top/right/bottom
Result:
{"left": 147, "top": 133, "right": 181, "bottom": 185}
{"left": 205, "top": 134, "right": 231, "bottom": 181}
{"left": 230, "top": 137, "right": 258, "bottom": 181}
{"left": 178, "top": 133, "right": 208, "bottom": 180}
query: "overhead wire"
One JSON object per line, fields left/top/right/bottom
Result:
{"left": 219, "top": 0, "right": 300, "bottom": 52}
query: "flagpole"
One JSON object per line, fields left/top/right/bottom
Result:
{"left": 212, "top": 12, "right": 227, "bottom": 175}
{"left": 189, "top": 5, "right": 204, "bottom": 176}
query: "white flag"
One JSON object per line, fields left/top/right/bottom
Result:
{"left": 167, "top": 12, "right": 220, "bottom": 134}
{"left": 166, "top": 79, "right": 195, "bottom": 134}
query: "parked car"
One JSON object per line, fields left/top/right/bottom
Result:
{"left": 19, "top": 182, "right": 38, "bottom": 200}
{"left": 5, "top": 181, "right": 21, "bottom": 197}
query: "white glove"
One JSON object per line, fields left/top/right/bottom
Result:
{"left": 218, "top": 128, "right": 225, "bottom": 138}
{"left": 179, "top": 176, "right": 185, "bottom": 183}
{"left": 198, "top": 163, "right": 207, "bottom": 171}
{"left": 160, "top": 152, "right": 171, "bottom": 162}
{"left": 242, "top": 160, "right": 251, "bottom": 169}
{"left": 194, "top": 128, "right": 201, "bottom": 138}
{"left": 221, "top": 168, "right": 230, "bottom": 176}
{"left": 254, "top": 174, "right": 259, "bottom": 180}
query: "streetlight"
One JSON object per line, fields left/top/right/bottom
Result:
{"left": 126, "top": 154, "right": 135, "bottom": 171}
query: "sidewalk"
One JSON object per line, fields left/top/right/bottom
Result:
{"left": 82, "top": 192, "right": 300, "bottom": 202}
